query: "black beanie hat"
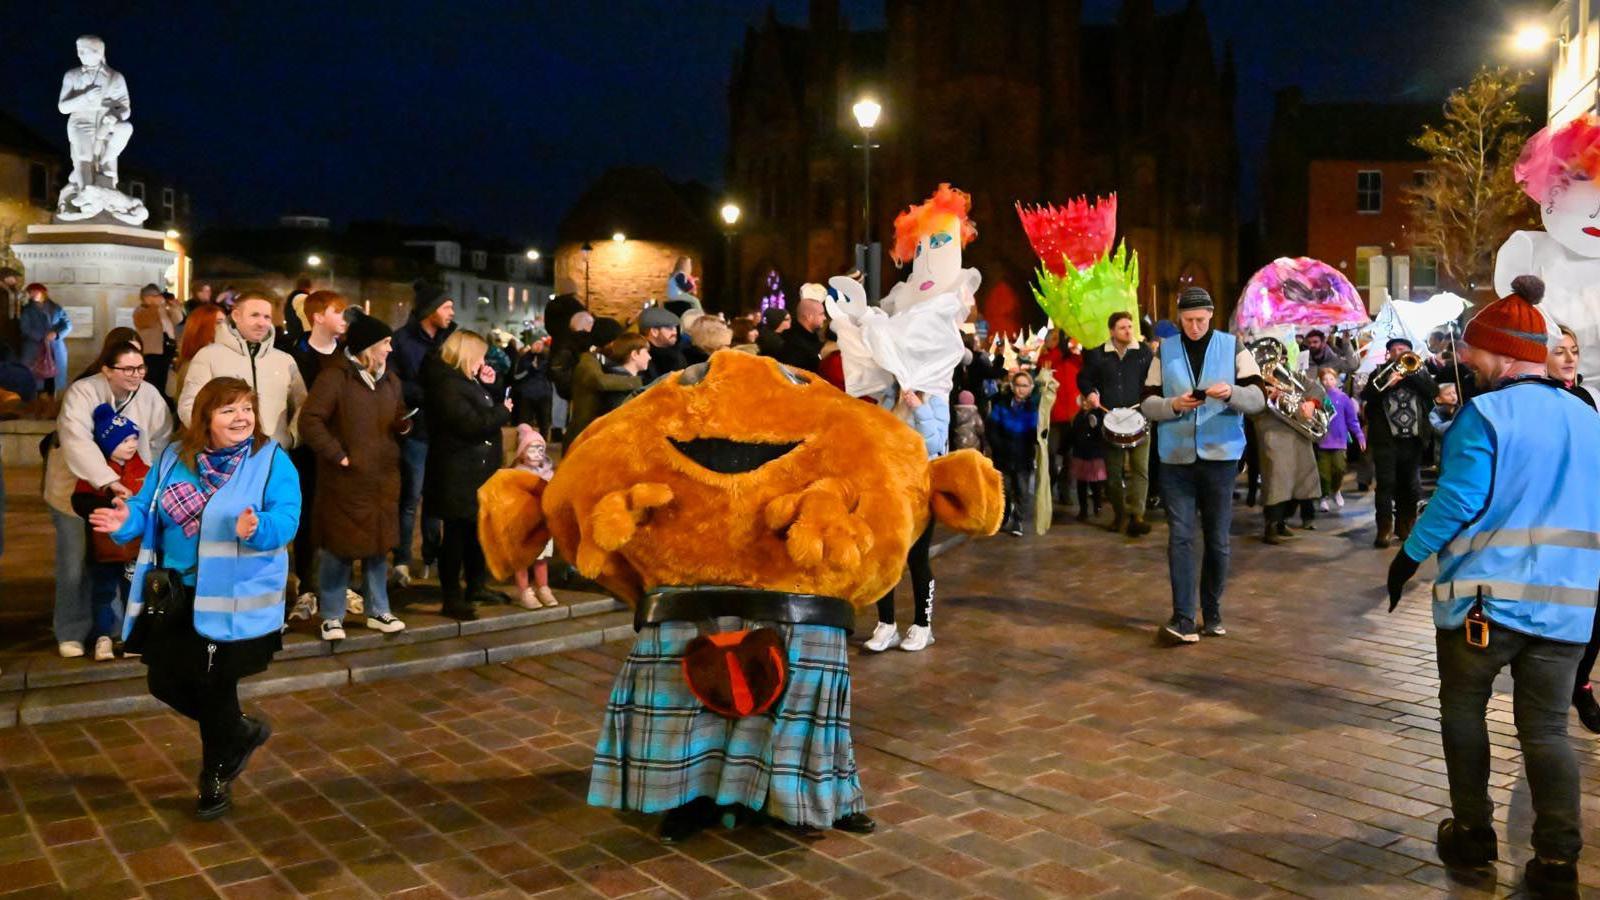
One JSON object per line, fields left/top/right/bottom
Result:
{"left": 345, "top": 313, "right": 394, "bottom": 357}
{"left": 588, "top": 317, "right": 625, "bottom": 349}
{"left": 1177, "top": 287, "right": 1214, "bottom": 311}
{"left": 412, "top": 279, "right": 450, "bottom": 321}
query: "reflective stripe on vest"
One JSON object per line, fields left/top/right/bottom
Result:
{"left": 1433, "top": 580, "right": 1599, "bottom": 609}
{"left": 1445, "top": 527, "right": 1600, "bottom": 556}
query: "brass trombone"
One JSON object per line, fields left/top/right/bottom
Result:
{"left": 1372, "top": 351, "right": 1423, "bottom": 391}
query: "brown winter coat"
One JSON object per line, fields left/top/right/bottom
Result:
{"left": 297, "top": 356, "right": 409, "bottom": 558}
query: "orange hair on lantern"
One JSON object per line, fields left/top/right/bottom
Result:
{"left": 891, "top": 183, "right": 978, "bottom": 267}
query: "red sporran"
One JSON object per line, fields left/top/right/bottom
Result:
{"left": 681, "top": 628, "right": 788, "bottom": 718}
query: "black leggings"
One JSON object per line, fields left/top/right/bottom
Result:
{"left": 1076, "top": 479, "right": 1104, "bottom": 511}
{"left": 876, "top": 522, "right": 934, "bottom": 628}
{"left": 438, "top": 516, "right": 487, "bottom": 599}
{"left": 147, "top": 662, "right": 244, "bottom": 768}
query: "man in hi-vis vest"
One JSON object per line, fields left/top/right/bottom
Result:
{"left": 1140, "top": 287, "right": 1265, "bottom": 645}
{"left": 1389, "top": 276, "right": 1600, "bottom": 896}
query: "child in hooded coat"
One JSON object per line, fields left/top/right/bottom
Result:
{"left": 950, "top": 390, "right": 986, "bottom": 453}
{"left": 69, "top": 403, "right": 150, "bottom": 661}
{"left": 508, "top": 424, "right": 559, "bottom": 608}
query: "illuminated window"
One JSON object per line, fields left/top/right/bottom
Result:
{"left": 1356, "top": 170, "right": 1382, "bottom": 213}
{"left": 759, "top": 269, "right": 785, "bottom": 311}
{"left": 1412, "top": 247, "right": 1439, "bottom": 292}
{"left": 1355, "top": 246, "right": 1382, "bottom": 286}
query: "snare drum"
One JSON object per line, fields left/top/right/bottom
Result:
{"left": 1101, "top": 407, "right": 1149, "bottom": 448}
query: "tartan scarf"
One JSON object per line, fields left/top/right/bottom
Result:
{"left": 161, "top": 439, "right": 252, "bottom": 538}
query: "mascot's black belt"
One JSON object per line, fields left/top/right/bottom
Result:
{"left": 636, "top": 586, "right": 857, "bottom": 634}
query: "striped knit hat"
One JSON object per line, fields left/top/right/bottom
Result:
{"left": 1464, "top": 275, "right": 1549, "bottom": 364}
{"left": 1177, "top": 286, "right": 1213, "bottom": 310}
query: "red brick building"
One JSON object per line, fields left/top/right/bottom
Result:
{"left": 727, "top": 0, "right": 1239, "bottom": 331}
{"left": 1259, "top": 90, "right": 1439, "bottom": 304}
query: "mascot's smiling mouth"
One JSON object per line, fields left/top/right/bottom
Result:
{"left": 669, "top": 437, "right": 801, "bottom": 474}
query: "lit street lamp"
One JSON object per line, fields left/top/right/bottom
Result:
{"left": 720, "top": 202, "right": 742, "bottom": 310}
{"left": 612, "top": 231, "right": 626, "bottom": 243}
{"left": 525, "top": 249, "right": 540, "bottom": 261}
{"left": 1512, "top": 23, "right": 1552, "bottom": 55}
{"left": 852, "top": 96, "right": 883, "bottom": 304}
{"left": 306, "top": 253, "right": 337, "bottom": 292}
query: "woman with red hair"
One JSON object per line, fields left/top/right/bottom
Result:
{"left": 175, "top": 302, "right": 225, "bottom": 391}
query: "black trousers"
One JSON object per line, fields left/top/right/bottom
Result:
{"left": 1574, "top": 586, "right": 1600, "bottom": 693}
{"left": 1372, "top": 437, "right": 1424, "bottom": 521}
{"left": 438, "top": 516, "right": 487, "bottom": 600}
{"left": 876, "top": 522, "right": 934, "bottom": 628}
{"left": 147, "top": 661, "right": 244, "bottom": 769}
{"left": 289, "top": 446, "right": 318, "bottom": 591}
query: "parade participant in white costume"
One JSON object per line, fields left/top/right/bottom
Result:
{"left": 1495, "top": 113, "right": 1600, "bottom": 381}
{"left": 826, "top": 183, "right": 981, "bottom": 432}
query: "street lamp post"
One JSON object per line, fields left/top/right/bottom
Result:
{"left": 306, "top": 253, "right": 336, "bottom": 291}
{"left": 720, "top": 202, "right": 741, "bottom": 311}
{"left": 580, "top": 242, "right": 593, "bottom": 308}
{"left": 851, "top": 96, "right": 883, "bottom": 304}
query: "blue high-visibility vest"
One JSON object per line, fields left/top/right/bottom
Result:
{"left": 1156, "top": 331, "right": 1247, "bottom": 464}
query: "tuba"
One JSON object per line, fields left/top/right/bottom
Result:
{"left": 1248, "top": 337, "right": 1330, "bottom": 442}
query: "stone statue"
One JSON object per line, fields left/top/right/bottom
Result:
{"left": 55, "top": 35, "right": 148, "bottom": 226}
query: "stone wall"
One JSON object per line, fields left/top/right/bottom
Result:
{"left": 553, "top": 239, "right": 701, "bottom": 323}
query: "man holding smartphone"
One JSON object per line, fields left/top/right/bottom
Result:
{"left": 1139, "top": 287, "right": 1265, "bottom": 644}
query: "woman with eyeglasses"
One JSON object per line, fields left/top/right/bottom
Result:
{"left": 42, "top": 335, "right": 173, "bottom": 658}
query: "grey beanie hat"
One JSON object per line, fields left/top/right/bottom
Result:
{"left": 637, "top": 305, "right": 679, "bottom": 330}
{"left": 1177, "top": 286, "right": 1214, "bottom": 311}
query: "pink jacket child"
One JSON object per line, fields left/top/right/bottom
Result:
{"left": 509, "top": 424, "right": 559, "bottom": 608}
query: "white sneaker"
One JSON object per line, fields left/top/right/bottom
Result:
{"left": 393, "top": 564, "right": 414, "bottom": 587}
{"left": 516, "top": 587, "right": 541, "bottom": 610}
{"left": 1318, "top": 498, "right": 1330, "bottom": 512}
{"left": 288, "top": 592, "right": 316, "bottom": 621}
{"left": 863, "top": 622, "right": 901, "bottom": 652}
{"left": 535, "top": 586, "right": 560, "bottom": 608}
{"left": 93, "top": 636, "right": 114, "bottom": 661}
{"left": 365, "top": 614, "right": 405, "bottom": 634}
{"left": 58, "top": 641, "right": 84, "bottom": 659}
{"left": 901, "top": 624, "right": 934, "bottom": 652}
{"left": 1334, "top": 491, "right": 1345, "bottom": 508}
{"left": 320, "top": 619, "right": 346, "bottom": 641}
{"left": 346, "top": 589, "right": 364, "bottom": 616}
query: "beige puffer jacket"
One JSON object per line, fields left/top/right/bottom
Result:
{"left": 177, "top": 322, "right": 307, "bottom": 448}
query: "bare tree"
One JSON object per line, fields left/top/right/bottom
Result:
{"left": 1406, "top": 67, "right": 1536, "bottom": 295}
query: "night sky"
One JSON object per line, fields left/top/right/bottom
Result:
{"left": 0, "top": 0, "right": 1554, "bottom": 247}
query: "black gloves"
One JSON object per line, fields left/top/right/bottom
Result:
{"left": 1387, "top": 549, "right": 1422, "bottom": 611}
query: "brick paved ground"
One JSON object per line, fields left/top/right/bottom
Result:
{"left": 1, "top": 495, "right": 1596, "bottom": 898}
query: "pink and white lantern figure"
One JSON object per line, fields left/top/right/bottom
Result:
{"left": 1232, "top": 257, "right": 1370, "bottom": 334}
{"left": 1495, "top": 113, "right": 1600, "bottom": 380}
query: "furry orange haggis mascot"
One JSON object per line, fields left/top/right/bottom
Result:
{"left": 479, "top": 350, "right": 1002, "bottom": 841}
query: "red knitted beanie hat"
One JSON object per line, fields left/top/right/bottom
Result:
{"left": 1463, "top": 275, "right": 1549, "bottom": 364}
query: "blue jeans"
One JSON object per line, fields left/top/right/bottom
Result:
{"left": 395, "top": 437, "right": 440, "bottom": 567}
{"left": 1159, "top": 459, "right": 1236, "bottom": 629}
{"left": 1437, "top": 627, "right": 1584, "bottom": 861}
{"left": 87, "top": 561, "right": 128, "bottom": 642}
{"left": 318, "top": 552, "right": 391, "bottom": 620}
{"left": 51, "top": 508, "right": 92, "bottom": 644}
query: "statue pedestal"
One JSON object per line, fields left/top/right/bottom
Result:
{"left": 11, "top": 223, "right": 177, "bottom": 374}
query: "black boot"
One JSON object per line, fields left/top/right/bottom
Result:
{"left": 441, "top": 594, "right": 477, "bottom": 621}
{"left": 1525, "top": 857, "right": 1578, "bottom": 899}
{"left": 219, "top": 716, "right": 271, "bottom": 782}
{"left": 1575, "top": 685, "right": 1600, "bottom": 734}
{"left": 658, "top": 796, "right": 720, "bottom": 843}
{"left": 1263, "top": 517, "right": 1284, "bottom": 545}
{"left": 1435, "top": 818, "right": 1497, "bottom": 869}
{"left": 197, "top": 768, "right": 232, "bottom": 820}
{"left": 1396, "top": 511, "right": 1416, "bottom": 541}
{"left": 1109, "top": 511, "right": 1125, "bottom": 533}
{"left": 833, "top": 812, "right": 876, "bottom": 834}
{"left": 1374, "top": 514, "right": 1393, "bottom": 549}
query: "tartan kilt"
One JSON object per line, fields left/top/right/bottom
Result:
{"left": 588, "top": 617, "right": 867, "bottom": 827}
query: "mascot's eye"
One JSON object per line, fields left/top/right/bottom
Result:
{"left": 929, "top": 232, "right": 953, "bottom": 249}
{"left": 777, "top": 365, "right": 807, "bottom": 386}
{"left": 679, "top": 363, "right": 710, "bottom": 386}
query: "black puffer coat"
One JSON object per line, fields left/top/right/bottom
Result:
{"left": 421, "top": 355, "right": 509, "bottom": 519}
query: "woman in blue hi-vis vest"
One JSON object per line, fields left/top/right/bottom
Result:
{"left": 91, "top": 376, "right": 301, "bottom": 822}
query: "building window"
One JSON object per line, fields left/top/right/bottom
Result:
{"left": 28, "top": 162, "right": 48, "bottom": 206}
{"left": 1356, "top": 170, "right": 1382, "bottom": 213}
{"left": 471, "top": 250, "right": 488, "bottom": 271}
{"left": 759, "top": 269, "right": 785, "bottom": 312}
{"left": 1355, "top": 245, "right": 1382, "bottom": 286}
{"left": 1412, "top": 247, "right": 1439, "bottom": 293}
{"left": 161, "top": 187, "right": 175, "bottom": 223}
{"left": 181, "top": 193, "right": 191, "bottom": 217}
{"left": 130, "top": 180, "right": 145, "bottom": 201}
